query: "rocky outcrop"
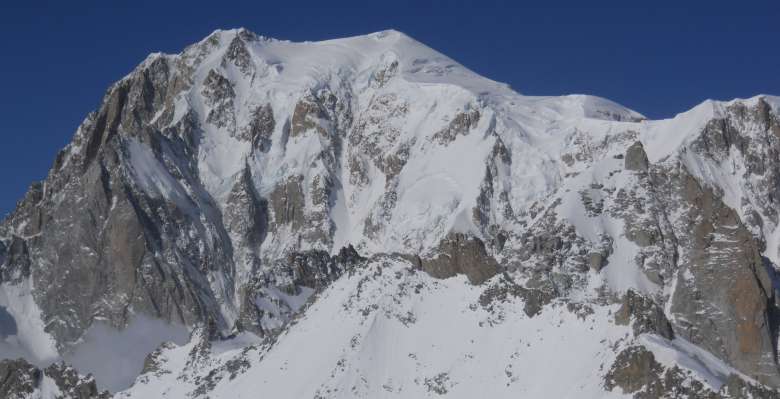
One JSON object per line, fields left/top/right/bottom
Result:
{"left": 291, "top": 93, "right": 332, "bottom": 138}
{"left": 509, "top": 207, "right": 609, "bottom": 301}
{"left": 236, "top": 245, "right": 364, "bottom": 335}
{"left": 224, "top": 166, "right": 266, "bottom": 249}
{"left": 625, "top": 141, "right": 649, "bottom": 172}
{"left": 431, "top": 109, "right": 480, "bottom": 145}
{"left": 604, "top": 346, "right": 720, "bottom": 399}
{"left": 610, "top": 145, "right": 780, "bottom": 385}
{"left": 0, "top": 359, "right": 40, "bottom": 399}
{"left": 0, "top": 359, "right": 109, "bottom": 399}
{"left": 268, "top": 175, "right": 306, "bottom": 230}
{"left": 0, "top": 236, "right": 32, "bottom": 284}
{"left": 202, "top": 69, "right": 236, "bottom": 132}
{"left": 224, "top": 164, "right": 267, "bottom": 305}
{"left": 0, "top": 48, "right": 239, "bottom": 349}
{"left": 669, "top": 173, "right": 780, "bottom": 386}
{"left": 32, "top": 140, "right": 234, "bottom": 346}
{"left": 615, "top": 290, "right": 674, "bottom": 340}
{"left": 721, "top": 374, "right": 780, "bottom": 399}
{"left": 370, "top": 57, "right": 399, "bottom": 88}
{"left": 240, "top": 104, "right": 275, "bottom": 150}
{"left": 280, "top": 245, "right": 364, "bottom": 292}
{"left": 45, "top": 363, "right": 111, "bottom": 399}
{"left": 221, "top": 33, "right": 254, "bottom": 75}
{"left": 588, "top": 252, "right": 608, "bottom": 272}
{"left": 478, "top": 274, "right": 556, "bottom": 317}
{"left": 3, "top": 28, "right": 780, "bottom": 397}
{"left": 604, "top": 346, "right": 780, "bottom": 399}
{"left": 419, "top": 233, "right": 499, "bottom": 285}
{"left": 689, "top": 99, "right": 780, "bottom": 244}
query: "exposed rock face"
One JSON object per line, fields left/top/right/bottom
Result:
{"left": 507, "top": 207, "right": 608, "bottom": 303}
{"left": 669, "top": 173, "right": 780, "bottom": 386}
{"left": 604, "top": 346, "right": 666, "bottom": 397}
{"left": 221, "top": 34, "right": 254, "bottom": 75}
{"left": 0, "top": 236, "right": 31, "bottom": 283}
{"left": 479, "top": 274, "right": 556, "bottom": 317}
{"left": 432, "top": 109, "right": 480, "bottom": 145}
{"left": 604, "top": 346, "right": 720, "bottom": 399}
{"left": 240, "top": 104, "right": 275, "bottom": 150}
{"left": 224, "top": 166, "right": 266, "bottom": 249}
{"left": 44, "top": 363, "right": 112, "bottom": 399}
{"left": 615, "top": 290, "right": 674, "bottom": 340}
{"left": 291, "top": 96, "right": 325, "bottom": 137}
{"left": 268, "top": 175, "right": 306, "bottom": 231}
{"left": 525, "top": 98, "right": 780, "bottom": 390}
{"left": 721, "top": 374, "right": 780, "bottom": 399}
{"left": 588, "top": 252, "right": 607, "bottom": 271}
{"left": 606, "top": 153, "right": 780, "bottom": 387}
{"left": 0, "top": 359, "right": 109, "bottom": 399}
{"left": 30, "top": 127, "right": 233, "bottom": 346}
{"left": 0, "top": 45, "right": 237, "bottom": 349}
{"left": 224, "top": 165, "right": 267, "bottom": 292}
{"left": 604, "top": 346, "right": 780, "bottom": 399}
{"left": 202, "top": 69, "right": 236, "bottom": 131}
{"left": 576, "top": 105, "right": 780, "bottom": 388}
{"left": 4, "top": 28, "right": 780, "bottom": 397}
{"left": 0, "top": 359, "right": 40, "bottom": 399}
{"left": 236, "top": 245, "right": 364, "bottom": 335}
{"left": 419, "top": 233, "right": 499, "bottom": 285}
{"left": 276, "top": 246, "right": 362, "bottom": 292}
{"left": 624, "top": 141, "right": 649, "bottom": 171}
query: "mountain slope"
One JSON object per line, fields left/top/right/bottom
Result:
{"left": 1, "top": 28, "right": 780, "bottom": 398}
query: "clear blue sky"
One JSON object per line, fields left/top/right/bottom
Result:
{"left": 1, "top": 0, "right": 779, "bottom": 217}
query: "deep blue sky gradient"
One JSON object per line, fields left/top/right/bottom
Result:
{"left": 1, "top": 0, "right": 779, "bottom": 216}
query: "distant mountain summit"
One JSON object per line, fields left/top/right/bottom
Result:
{"left": 1, "top": 28, "right": 780, "bottom": 398}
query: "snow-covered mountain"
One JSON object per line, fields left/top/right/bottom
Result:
{"left": 2, "top": 28, "right": 780, "bottom": 398}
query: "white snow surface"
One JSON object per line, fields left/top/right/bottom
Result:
{"left": 117, "top": 257, "right": 635, "bottom": 399}
{"left": 129, "top": 28, "right": 661, "bottom": 259}
{"left": 154, "top": 28, "right": 776, "bottom": 265}
{"left": 6, "top": 27, "right": 780, "bottom": 397}
{"left": 111, "top": 28, "right": 780, "bottom": 278}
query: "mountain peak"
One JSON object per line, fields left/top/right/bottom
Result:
{"left": 3, "top": 28, "right": 780, "bottom": 398}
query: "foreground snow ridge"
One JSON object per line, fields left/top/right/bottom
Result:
{"left": 0, "top": 28, "right": 780, "bottom": 398}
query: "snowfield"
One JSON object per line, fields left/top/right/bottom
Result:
{"left": 118, "top": 258, "right": 634, "bottom": 399}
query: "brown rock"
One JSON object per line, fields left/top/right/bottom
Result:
{"left": 615, "top": 290, "right": 674, "bottom": 340}
{"left": 625, "top": 141, "right": 649, "bottom": 172}
{"left": 670, "top": 172, "right": 780, "bottom": 386}
{"left": 420, "top": 233, "right": 499, "bottom": 285}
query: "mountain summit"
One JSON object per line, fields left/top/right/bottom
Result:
{"left": 2, "top": 28, "right": 780, "bottom": 398}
